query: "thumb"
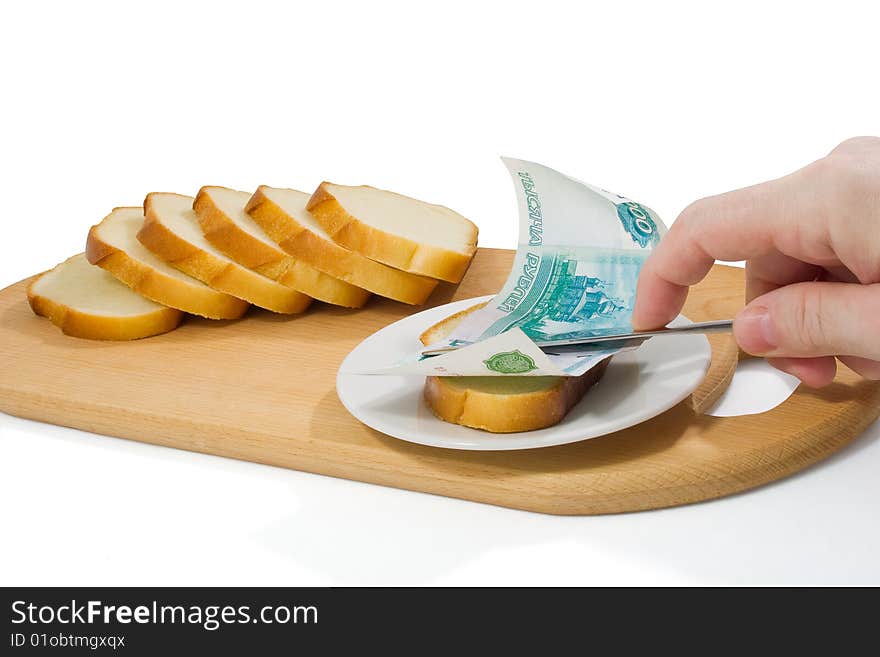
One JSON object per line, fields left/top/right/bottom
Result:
{"left": 734, "top": 281, "right": 880, "bottom": 361}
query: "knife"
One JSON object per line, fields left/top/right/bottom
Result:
{"left": 419, "top": 319, "right": 734, "bottom": 357}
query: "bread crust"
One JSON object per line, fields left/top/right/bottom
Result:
{"left": 246, "top": 186, "right": 439, "bottom": 305}
{"left": 419, "top": 301, "right": 610, "bottom": 432}
{"left": 86, "top": 209, "right": 249, "bottom": 320}
{"left": 27, "top": 255, "right": 184, "bottom": 340}
{"left": 307, "top": 182, "right": 478, "bottom": 283}
{"left": 424, "top": 360, "right": 609, "bottom": 433}
{"left": 140, "top": 193, "right": 311, "bottom": 315}
{"left": 419, "top": 301, "right": 490, "bottom": 345}
{"left": 194, "top": 187, "right": 370, "bottom": 308}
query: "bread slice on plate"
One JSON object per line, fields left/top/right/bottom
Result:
{"left": 194, "top": 186, "right": 370, "bottom": 308}
{"left": 307, "top": 182, "right": 478, "bottom": 283}
{"left": 246, "top": 186, "right": 439, "bottom": 305}
{"left": 140, "top": 193, "right": 312, "bottom": 314}
{"left": 419, "top": 302, "right": 610, "bottom": 433}
{"left": 86, "top": 207, "right": 249, "bottom": 320}
{"left": 27, "top": 253, "right": 184, "bottom": 340}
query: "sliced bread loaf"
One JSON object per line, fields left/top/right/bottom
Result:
{"left": 140, "top": 193, "right": 312, "bottom": 314}
{"left": 420, "top": 303, "right": 610, "bottom": 433}
{"left": 28, "top": 253, "right": 184, "bottom": 340}
{"left": 307, "top": 182, "right": 478, "bottom": 283}
{"left": 86, "top": 207, "right": 249, "bottom": 320}
{"left": 194, "top": 186, "right": 370, "bottom": 308}
{"left": 245, "top": 186, "right": 439, "bottom": 305}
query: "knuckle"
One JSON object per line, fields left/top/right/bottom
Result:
{"left": 670, "top": 210, "right": 692, "bottom": 238}
{"left": 672, "top": 199, "right": 713, "bottom": 246}
{"left": 804, "top": 155, "right": 837, "bottom": 186}
{"left": 819, "top": 151, "right": 880, "bottom": 201}
{"left": 675, "top": 198, "right": 710, "bottom": 231}
{"left": 787, "top": 285, "right": 829, "bottom": 351}
{"left": 831, "top": 136, "right": 880, "bottom": 155}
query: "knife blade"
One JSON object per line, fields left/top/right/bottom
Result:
{"left": 420, "top": 319, "right": 734, "bottom": 357}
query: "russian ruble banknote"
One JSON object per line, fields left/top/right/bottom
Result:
{"left": 374, "top": 157, "right": 666, "bottom": 377}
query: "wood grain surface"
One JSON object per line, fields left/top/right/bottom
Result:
{"left": 1, "top": 248, "right": 878, "bottom": 514}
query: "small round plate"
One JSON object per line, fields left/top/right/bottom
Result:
{"left": 337, "top": 296, "right": 712, "bottom": 451}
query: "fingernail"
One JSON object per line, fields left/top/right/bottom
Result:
{"left": 735, "top": 306, "right": 777, "bottom": 354}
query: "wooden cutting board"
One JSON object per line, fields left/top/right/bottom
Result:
{"left": 1, "top": 248, "right": 878, "bottom": 514}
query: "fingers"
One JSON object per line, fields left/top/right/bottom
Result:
{"left": 632, "top": 269, "right": 688, "bottom": 331}
{"left": 746, "top": 253, "right": 822, "bottom": 303}
{"left": 734, "top": 281, "right": 880, "bottom": 361}
{"left": 766, "top": 354, "right": 880, "bottom": 387}
{"left": 838, "top": 356, "right": 880, "bottom": 380}
{"left": 743, "top": 257, "right": 875, "bottom": 386}
{"left": 632, "top": 168, "right": 820, "bottom": 330}
{"left": 767, "top": 356, "right": 837, "bottom": 388}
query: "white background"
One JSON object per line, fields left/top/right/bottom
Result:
{"left": 1, "top": 0, "right": 878, "bottom": 585}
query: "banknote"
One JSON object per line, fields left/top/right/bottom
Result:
{"left": 369, "top": 157, "right": 666, "bottom": 377}
{"left": 378, "top": 328, "right": 624, "bottom": 377}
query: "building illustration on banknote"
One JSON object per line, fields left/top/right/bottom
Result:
{"left": 518, "top": 251, "right": 639, "bottom": 342}
{"left": 392, "top": 158, "right": 666, "bottom": 378}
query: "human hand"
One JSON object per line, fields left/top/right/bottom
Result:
{"left": 632, "top": 137, "right": 880, "bottom": 387}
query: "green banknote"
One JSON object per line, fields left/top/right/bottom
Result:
{"left": 419, "top": 157, "right": 667, "bottom": 377}
{"left": 367, "top": 158, "right": 666, "bottom": 377}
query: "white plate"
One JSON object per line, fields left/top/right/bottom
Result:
{"left": 337, "top": 296, "right": 712, "bottom": 451}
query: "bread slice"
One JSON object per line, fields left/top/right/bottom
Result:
{"left": 86, "top": 207, "right": 249, "bottom": 320}
{"left": 27, "top": 253, "right": 184, "bottom": 340}
{"left": 246, "top": 186, "right": 439, "bottom": 305}
{"left": 307, "top": 182, "right": 478, "bottom": 283}
{"left": 140, "top": 193, "right": 312, "bottom": 314}
{"left": 194, "top": 186, "right": 370, "bottom": 308}
{"left": 419, "top": 303, "right": 610, "bottom": 433}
